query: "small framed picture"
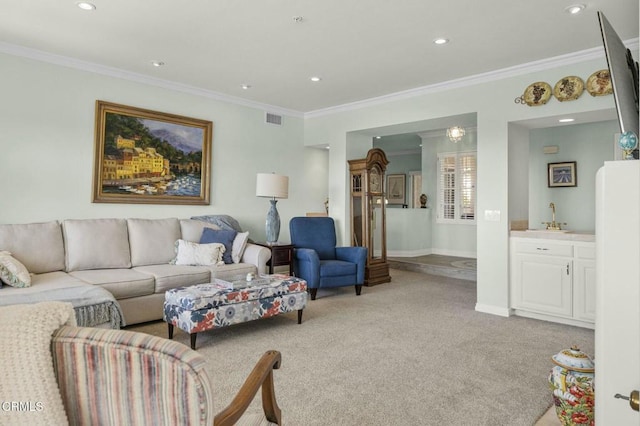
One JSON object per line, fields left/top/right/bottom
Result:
{"left": 386, "top": 174, "right": 406, "bottom": 205}
{"left": 548, "top": 161, "right": 577, "bottom": 188}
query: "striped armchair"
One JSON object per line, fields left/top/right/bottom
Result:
{"left": 51, "top": 326, "right": 282, "bottom": 426}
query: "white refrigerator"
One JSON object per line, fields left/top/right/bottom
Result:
{"left": 595, "top": 160, "right": 640, "bottom": 424}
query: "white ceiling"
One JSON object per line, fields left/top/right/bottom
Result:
{"left": 0, "top": 1, "right": 638, "bottom": 114}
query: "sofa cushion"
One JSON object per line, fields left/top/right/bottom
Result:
{"left": 0, "top": 251, "right": 31, "bottom": 288}
{"left": 69, "top": 269, "right": 155, "bottom": 300}
{"left": 63, "top": 219, "right": 131, "bottom": 271}
{"left": 128, "top": 218, "right": 181, "bottom": 267}
{"left": 319, "top": 260, "right": 357, "bottom": 277}
{"left": 31, "top": 271, "right": 93, "bottom": 288}
{"left": 133, "top": 265, "right": 211, "bottom": 294}
{"left": 200, "top": 228, "right": 237, "bottom": 264}
{"left": 179, "top": 219, "right": 220, "bottom": 243}
{"left": 0, "top": 221, "right": 65, "bottom": 274}
{"left": 0, "top": 272, "right": 91, "bottom": 306}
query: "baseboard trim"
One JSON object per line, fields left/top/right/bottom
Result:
{"left": 387, "top": 248, "right": 432, "bottom": 257}
{"left": 475, "top": 303, "right": 511, "bottom": 317}
{"left": 512, "top": 309, "right": 595, "bottom": 330}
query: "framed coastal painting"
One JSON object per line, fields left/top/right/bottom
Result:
{"left": 92, "top": 101, "right": 212, "bottom": 205}
{"left": 547, "top": 161, "right": 577, "bottom": 188}
{"left": 386, "top": 174, "right": 406, "bottom": 205}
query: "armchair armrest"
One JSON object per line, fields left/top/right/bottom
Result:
{"left": 294, "top": 247, "right": 320, "bottom": 263}
{"left": 292, "top": 248, "right": 321, "bottom": 288}
{"left": 241, "top": 243, "right": 272, "bottom": 275}
{"left": 215, "top": 350, "right": 282, "bottom": 426}
{"left": 335, "top": 246, "right": 367, "bottom": 284}
{"left": 335, "top": 246, "right": 367, "bottom": 263}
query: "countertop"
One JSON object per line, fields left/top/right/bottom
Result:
{"left": 510, "top": 230, "right": 595, "bottom": 242}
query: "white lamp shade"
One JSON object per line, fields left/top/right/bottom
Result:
{"left": 256, "top": 173, "right": 289, "bottom": 199}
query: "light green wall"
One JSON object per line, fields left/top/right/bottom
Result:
{"left": 0, "top": 52, "right": 328, "bottom": 243}
{"left": 304, "top": 56, "right": 619, "bottom": 316}
{"left": 386, "top": 153, "right": 421, "bottom": 180}
{"left": 528, "top": 120, "right": 618, "bottom": 232}
{"left": 387, "top": 209, "right": 431, "bottom": 255}
{"left": 508, "top": 124, "right": 531, "bottom": 224}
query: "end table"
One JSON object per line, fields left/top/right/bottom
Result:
{"left": 255, "top": 242, "right": 294, "bottom": 275}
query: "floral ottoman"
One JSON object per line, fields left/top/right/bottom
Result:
{"left": 163, "top": 276, "right": 307, "bottom": 349}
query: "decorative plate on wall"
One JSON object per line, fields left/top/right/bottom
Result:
{"left": 586, "top": 69, "right": 613, "bottom": 96}
{"left": 553, "top": 76, "right": 584, "bottom": 102}
{"left": 523, "top": 82, "right": 552, "bottom": 106}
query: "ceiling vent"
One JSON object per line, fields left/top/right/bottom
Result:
{"left": 265, "top": 112, "right": 283, "bottom": 126}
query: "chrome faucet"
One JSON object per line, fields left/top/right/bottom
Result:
{"left": 542, "top": 202, "right": 567, "bottom": 230}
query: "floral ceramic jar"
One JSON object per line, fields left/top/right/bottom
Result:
{"left": 548, "top": 346, "right": 595, "bottom": 425}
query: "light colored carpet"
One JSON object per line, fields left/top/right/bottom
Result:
{"left": 127, "top": 269, "right": 592, "bottom": 425}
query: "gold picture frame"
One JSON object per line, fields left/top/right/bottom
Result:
{"left": 92, "top": 101, "right": 212, "bottom": 205}
{"left": 548, "top": 161, "right": 577, "bottom": 188}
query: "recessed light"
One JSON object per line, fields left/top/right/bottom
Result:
{"left": 433, "top": 38, "right": 449, "bottom": 45}
{"left": 310, "top": 76, "right": 322, "bottom": 82}
{"left": 559, "top": 118, "right": 575, "bottom": 123}
{"left": 375, "top": 136, "right": 382, "bottom": 139}
{"left": 241, "top": 84, "right": 251, "bottom": 90}
{"left": 151, "top": 61, "right": 165, "bottom": 67}
{"left": 76, "top": 2, "right": 96, "bottom": 10}
{"left": 564, "top": 4, "right": 586, "bottom": 14}
{"left": 293, "top": 16, "right": 304, "bottom": 23}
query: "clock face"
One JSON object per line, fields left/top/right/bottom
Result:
{"left": 370, "top": 168, "right": 381, "bottom": 192}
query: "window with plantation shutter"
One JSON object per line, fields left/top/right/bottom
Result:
{"left": 437, "top": 151, "right": 477, "bottom": 224}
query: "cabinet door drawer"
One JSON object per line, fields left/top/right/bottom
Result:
{"left": 512, "top": 255, "right": 572, "bottom": 317}
{"left": 515, "top": 241, "right": 573, "bottom": 257}
{"left": 576, "top": 245, "right": 596, "bottom": 260}
{"left": 271, "top": 248, "right": 292, "bottom": 264}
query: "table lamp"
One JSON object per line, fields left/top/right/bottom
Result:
{"left": 256, "top": 173, "right": 289, "bottom": 243}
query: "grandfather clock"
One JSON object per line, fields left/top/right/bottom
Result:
{"left": 348, "top": 148, "right": 391, "bottom": 286}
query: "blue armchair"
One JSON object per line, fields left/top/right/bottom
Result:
{"left": 289, "top": 217, "right": 367, "bottom": 300}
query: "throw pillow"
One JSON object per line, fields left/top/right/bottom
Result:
{"left": 232, "top": 232, "right": 250, "bottom": 263}
{"left": 0, "top": 251, "right": 31, "bottom": 288}
{"left": 172, "top": 240, "right": 225, "bottom": 266}
{"left": 199, "top": 228, "right": 237, "bottom": 264}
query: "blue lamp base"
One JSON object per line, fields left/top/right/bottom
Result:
{"left": 265, "top": 199, "right": 281, "bottom": 243}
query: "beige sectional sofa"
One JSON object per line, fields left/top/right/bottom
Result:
{"left": 0, "top": 218, "right": 271, "bottom": 326}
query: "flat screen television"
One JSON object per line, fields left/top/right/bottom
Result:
{"left": 598, "top": 11, "right": 639, "bottom": 157}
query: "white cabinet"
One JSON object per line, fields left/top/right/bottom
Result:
{"left": 574, "top": 244, "right": 596, "bottom": 322}
{"left": 510, "top": 237, "right": 595, "bottom": 328}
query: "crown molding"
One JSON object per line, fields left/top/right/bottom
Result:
{"left": 2, "top": 38, "right": 637, "bottom": 121}
{"left": 0, "top": 42, "right": 304, "bottom": 119}
{"left": 305, "top": 38, "right": 639, "bottom": 119}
